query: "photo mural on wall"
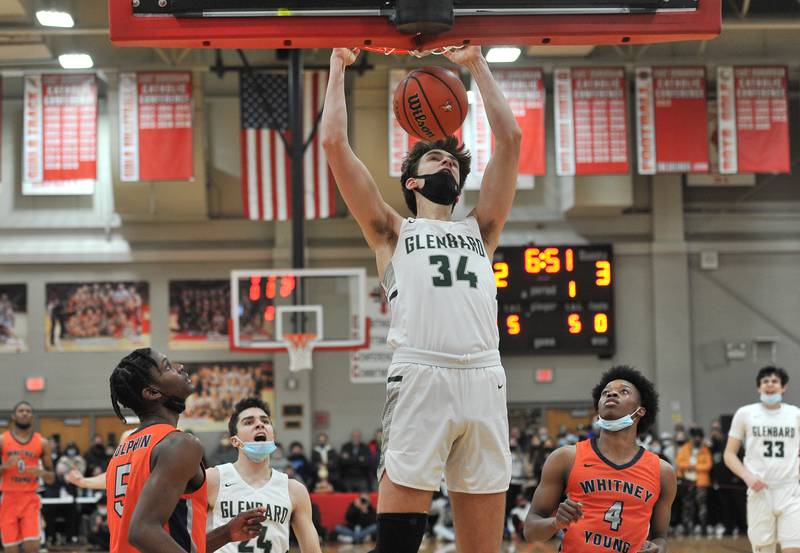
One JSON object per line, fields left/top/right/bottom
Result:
{"left": 0, "top": 284, "right": 28, "bottom": 354}
{"left": 168, "top": 279, "right": 230, "bottom": 350}
{"left": 179, "top": 361, "right": 274, "bottom": 432}
{"left": 45, "top": 281, "right": 150, "bottom": 352}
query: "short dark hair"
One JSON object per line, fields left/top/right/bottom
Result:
{"left": 591, "top": 365, "right": 659, "bottom": 435}
{"left": 228, "top": 397, "right": 271, "bottom": 438}
{"left": 13, "top": 401, "right": 32, "bottom": 414}
{"left": 689, "top": 426, "right": 704, "bottom": 438}
{"left": 109, "top": 348, "right": 159, "bottom": 421}
{"left": 756, "top": 366, "right": 788, "bottom": 387}
{"left": 399, "top": 136, "right": 471, "bottom": 215}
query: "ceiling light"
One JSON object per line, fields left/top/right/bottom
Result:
{"left": 58, "top": 53, "right": 94, "bottom": 69}
{"left": 486, "top": 47, "right": 521, "bottom": 63}
{"left": 36, "top": 10, "right": 75, "bottom": 28}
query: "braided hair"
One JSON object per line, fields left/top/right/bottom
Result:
{"left": 110, "top": 348, "right": 159, "bottom": 421}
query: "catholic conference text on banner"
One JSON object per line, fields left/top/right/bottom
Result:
{"left": 350, "top": 278, "right": 392, "bottom": 384}
{"left": 716, "top": 66, "right": 790, "bottom": 175}
{"left": 23, "top": 73, "right": 97, "bottom": 195}
{"left": 119, "top": 71, "right": 194, "bottom": 182}
{"left": 464, "top": 69, "right": 543, "bottom": 190}
{"left": 635, "top": 67, "right": 709, "bottom": 175}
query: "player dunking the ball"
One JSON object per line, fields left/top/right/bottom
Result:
{"left": 321, "top": 46, "right": 521, "bottom": 553}
{"left": 0, "top": 401, "right": 55, "bottom": 553}
{"left": 106, "top": 348, "right": 265, "bottom": 553}
{"left": 724, "top": 366, "right": 800, "bottom": 553}
{"left": 525, "top": 366, "right": 677, "bottom": 553}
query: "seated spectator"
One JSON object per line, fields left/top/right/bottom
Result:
{"left": 84, "top": 434, "right": 110, "bottom": 477}
{"left": 288, "top": 441, "right": 314, "bottom": 488}
{"left": 85, "top": 497, "right": 110, "bottom": 550}
{"left": 312, "top": 432, "right": 337, "bottom": 472}
{"left": 335, "top": 494, "right": 377, "bottom": 544}
{"left": 56, "top": 442, "right": 86, "bottom": 483}
{"left": 507, "top": 494, "right": 530, "bottom": 540}
{"left": 339, "top": 431, "right": 371, "bottom": 492}
{"left": 313, "top": 466, "right": 335, "bottom": 493}
{"left": 676, "top": 426, "right": 712, "bottom": 536}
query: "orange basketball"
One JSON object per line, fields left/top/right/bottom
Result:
{"left": 393, "top": 66, "right": 469, "bottom": 142}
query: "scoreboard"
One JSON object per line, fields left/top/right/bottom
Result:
{"left": 493, "top": 245, "right": 615, "bottom": 356}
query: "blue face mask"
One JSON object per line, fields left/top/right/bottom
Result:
{"left": 596, "top": 408, "right": 642, "bottom": 432}
{"left": 760, "top": 393, "right": 782, "bottom": 405}
{"left": 240, "top": 441, "right": 277, "bottom": 463}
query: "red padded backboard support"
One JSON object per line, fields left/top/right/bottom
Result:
{"left": 109, "top": 0, "right": 720, "bottom": 50}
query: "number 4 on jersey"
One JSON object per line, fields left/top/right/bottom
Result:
{"left": 238, "top": 526, "right": 275, "bottom": 553}
{"left": 604, "top": 501, "right": 624, "bottom": 531}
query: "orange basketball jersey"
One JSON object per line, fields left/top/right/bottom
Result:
{"left": 106, "top": 424, "right": 207, "bottom": 553}
{"left": 562, "top": 438, "right": 661, "bottom": 553}
{"left": 0, "top": 431, "right": 43, "bottom": 493}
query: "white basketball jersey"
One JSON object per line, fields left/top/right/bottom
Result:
{"left": 729, "top": 402, "right": 800, "bottom": 485}
{"left": 212, "top": 464, "right": 292, "bottom": 553}
{"left": 383, "top": 216, "right": 499, "bottom": 355}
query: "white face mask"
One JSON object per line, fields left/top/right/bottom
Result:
{"left": 596, "top": 408, "right": 642, "bottom": 432}
{"left": 760, "top": 393, "right": 782, "bottom": 405}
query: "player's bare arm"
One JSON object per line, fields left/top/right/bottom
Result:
{"left": 289, "top": 479, "right": 323, "bottom": 553}
{"left": 524, "top": 446, "right": 580, "bottom": 542}
{"left": 32, "top": 438, "right": 56, "bottom": 484}
{"left": 446, "top": 47, "right": 522, "bottom": 257}
{"left": 724, "top": 435, "right": 766, "bottom": 491}
{"left": 128, "top": 433, "right": 208, "bottom": 553}
{"left": 640, "top": 459, "right": 676, "bottom": 553}
{"left": 205, "top": 465, "right": 221, "bottom": 510}
{"left": 321, "top": 47, "right": 403, "bottom": 260}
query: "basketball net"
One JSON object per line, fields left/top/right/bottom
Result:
{"left": 362, "top": 44, "right": 464, "bottom": 58}
{"left": 284, "top": 333, "right": 317, "bottom": 372}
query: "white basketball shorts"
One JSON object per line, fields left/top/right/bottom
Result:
{"left": 377, "top": 347, "right": 512, "bottom": 494}
{"left": 747, "top": 481, "right": 800, "bottom": 550}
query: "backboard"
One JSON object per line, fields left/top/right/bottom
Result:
{"left": 229, "top": 267, "right": 369, "bottom": 353}
{"left": 110, "top": 0, "right": 720, "bottom": 51}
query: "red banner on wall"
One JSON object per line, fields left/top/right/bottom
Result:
{"left": 119, "top": 71, "right": 194, "bottom": 182}
{"left": 23, "top": 74, "right": 97, "bottom": 195}
{"left": 554, "top": 67, "right": 629, "bottom": 176}
{"left": 716, "top": 66, "right": 790, "bottom": 174}
{"left": 635, "top": 66, "right": 709, "bottom": 175}
{"left": 470, "top": 69, "right": 545, "bottom": 177}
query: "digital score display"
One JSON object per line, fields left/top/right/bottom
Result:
{"left": 493, "top": 245, "right": 615, "bottom": 356}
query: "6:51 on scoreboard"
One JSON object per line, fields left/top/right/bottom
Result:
{"left": 493, "top": 245, "right": 615, "bottom": 357}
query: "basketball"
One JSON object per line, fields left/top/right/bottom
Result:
{"left": 393, "top": 66, "right": 469, "bottom": 142}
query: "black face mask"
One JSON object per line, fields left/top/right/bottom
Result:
{"left": 15, "top": 421, "right": 31, "bottom": 430}
{"left": 413, "top": 170, "right": 460, "bottom": 207}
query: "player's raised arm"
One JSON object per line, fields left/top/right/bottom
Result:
{"left": 446, "top": 46, "right": 521, "bottom": 256}
{"left": 321, "top": 48, "right": 402, "bottom": 251}
{"left": 524, "top": 446, "right": 579, "bottom": 542}
{"left": 289, "top": 479, "right": 323, "bottom": 553}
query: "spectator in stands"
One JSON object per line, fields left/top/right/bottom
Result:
{"left": 312, "top": 466, "right": 335, "bottom": 493}
{"left": 367, "top": 429, "right": 382, "bottom": 490}
{"left": 209, "top": 432, "right": 238, "bottom": 466}
{"left": 288, "top": 441, "right": 314, "bottom": 489}
{"left": 507, "top": 494, "right": 530, "bottom": 540}
{"left": 85, "top": 497, "right": 110, "bottom": 550}
{"left": 311, "top": 432, "right": 337, "bottom": 473}
{"left": 335, "top": 494, "right": 377, "bottom": 544}
{"left": 709, "top": 419, "right": 746, "bottom": 537}
{"left": 55, "top": 442, "right": 87, "bottom": 483}
{"left": 506, "top": 435, "right": 527, "bottom": 527}
{"left": 339, "top": 430, "right": 371, "bottom": 492}
{"left": 270, "top": 442, "right": 291, "bottom": 473}
{"left": 84, "top": 434, "right": 110, "bottom": 478}
{"left": 676, "top": 426, "right": 712, "bottom": 536}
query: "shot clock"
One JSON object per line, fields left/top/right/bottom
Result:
{"left": 493, "top": 245, "right": 615, "bottom": 356}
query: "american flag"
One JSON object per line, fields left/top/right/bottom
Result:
{"left": 240, "top": 71, "right": 335, "bottom": 221}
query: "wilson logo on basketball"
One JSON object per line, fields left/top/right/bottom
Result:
{"left": 406, "top": 93, "right": 435, "bottom": 139}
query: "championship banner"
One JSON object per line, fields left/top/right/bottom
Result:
{"left": 465, "top": 69, "right": 543, "bottom": 189}
{"left": 716, "top": 66, "right": 790, "bottom": 174}
{"left": 23, "top": 73, "right": 97, "bottom": 195}
{"left": 119, "top": 71, "right": 194, "bottom": 182}
{"left": 635, "top": 67, "right": 708, "bottom": 175}
{"left": 554, "top": 67, "right": 629, "bottom": 176}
